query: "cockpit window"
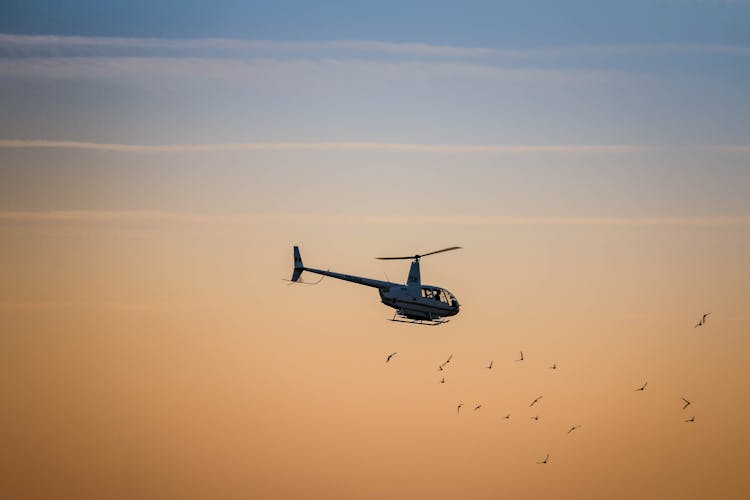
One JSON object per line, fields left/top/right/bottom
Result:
{"left": 422, "top": 287, "right": 449, "bottom": 303}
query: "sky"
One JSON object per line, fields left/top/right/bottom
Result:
{"left": 1, "top": 1, "right": 749, "bottom": 499}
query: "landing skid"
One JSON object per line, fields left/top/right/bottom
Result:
{"left": 388, "top": 318, "right": 448, "bottom": 326}
{"left": 388, "top": 311, "right": 449, "bottom": 326}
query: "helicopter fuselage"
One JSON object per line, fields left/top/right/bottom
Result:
{"left": 378, "top": 284, "right": 460, "bottom": 321}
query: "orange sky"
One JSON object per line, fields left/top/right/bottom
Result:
{"left": 1, "top": 214, "right": 749, "bottom": 499}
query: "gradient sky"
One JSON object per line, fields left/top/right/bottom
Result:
{"left": 1, "top": 1, "right": 749, "bottom": 499}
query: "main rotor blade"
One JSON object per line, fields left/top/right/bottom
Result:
{"left": 376, "top": 246, "right": 462, "bottom": 260}
{"left": 420, "top": 246, "right": 462, "bottom": 257}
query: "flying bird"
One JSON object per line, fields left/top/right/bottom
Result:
{"left": 516, "top": 351, "right": 524, "bottom": 362}
{"left": 457, "top": 403, "right": 463, "bottom": 414}
{"left": 568, "top": 425, "right": 581, "bottom": 434}
{"left": 681, "top": 397, "right": 691, "bottom": 410}
{"left": 474, "top": 404, "right": 482, "bottom": 411}
{"left": 531, "top": 415, "right": 540, "bottom": 421}
{"left": 440, "top": 377, "right": 445, "bottom": 384}
{"left": 695, "top": 313, "right": 711, "bottom": 327}
{"left": 503, "top": 414, "right": 510, "bottom": 420}
{"left": 550, "top": 363, "right": 557, "bottom": 370}
{"left": 685, "top": 416, "right": 695, "bottom": 423}
{"left": 530, "top": 396, "right": 543, "bottom": 407}
{"left": 635, "top": 381, "right": 648, "bottom": 391}
{"left": 439, "top": 354, "right": 453, "bottom": 370}
{"left": 486, "top": 361, "right": 493, "bottom": 369}
{"left": 386, "top": 352, "right": 397, "bottom": 363}
{"left": 538, "top": 454, "right": 549, "bottom": 464}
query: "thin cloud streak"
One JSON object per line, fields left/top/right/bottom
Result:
{"left": 3, "top": 139, "right": 749, "bottom": 155}
{"left": 0, "top": 139, "right": 641, "bottom": 154}
{"left": 0, "top": 300, "right": 197, "bottom": 311}
{"left": 2, "top": 211, "right": 749, "bottom": 227}
{"left": 0, "top": 57, "right": 614, "bottom": 84}
{"left": 698, "top": 145, "right": 750, "bottom": 153}
{"left": 0, "top": 34, "right": 497, "bottom": 58}
{"left": 2, "top": 33, "right": 749, "bottom": 59}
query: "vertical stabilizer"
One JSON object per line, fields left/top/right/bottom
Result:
{"left": 291, "top": 246, "right": 304, "bottom": 282}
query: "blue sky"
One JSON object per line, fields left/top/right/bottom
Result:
{"left": 0, "top": 1, "right": 748, "bottom": 217}
{"left": 2, "top": 1, "right": 750, "bottom": 45}
{"left": 2, "top": 0, "right": 749, "bottom": 146}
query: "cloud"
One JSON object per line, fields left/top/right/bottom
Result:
{"left": 1, "top": 34, "right": 747, "bottom": 86}
{"left": 698, "top": 145, "right": 750, "bottom": 153}
{"left": 0, "top": 139, "right": 642, "bottom": 154}
{"left": 2, "top": 210, "right": 748, "bottom": 227}
{"left": 3, "top": 139, "right": 749, "bottom": 155}
{"left": 0, "top": 34, "right": 499, "bottom": 58}
{"left": 0, "top": 300, "right": 195, "bottom": 311}
{"left": 1, "top": 34, "right": 749, "bottom": 59}
{"left": 0, "top": 56, "right": 614, "bottom": 85}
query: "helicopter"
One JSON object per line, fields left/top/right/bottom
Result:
{"left": 289, "top": 245, "right": 461, "bottom": 325}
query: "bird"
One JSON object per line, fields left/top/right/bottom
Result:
{"left": 457, "top": 403, "right": 463, "bottom": 414}
{"left": 538, "top": 454, "right": 549, "bottom": 464}
{"left": 531, "top": 415, "right": 540, "bottom": 421}
{"left": 440, "top": 377, "right": 445, "bottom": 384}
{"left": 516, "top": 351, "right": 524, "bottom": 362}
{"left": 503, "top": 414, "right": 511, "bottom": 420}
{"left": 486, "top": 361, "right": 493, "bottom": 369}
{"left": 695, "top": 313, "right": 711, "bottom": 327}
{"left": 474, "top": 404, "right": 482, "bottom": 411}
{"left": 439, "top": 354, "right": 453, "bottom": 370}
{"left": 530, "top": 395, "right": 543, "bottom": 407}
{"left": 681, "top": 397, "right": 691, "bottom": 410}
{"left": 568, "top": 425, "right": 581, "bottom": 434}
{"left": 685, "top": 416, "right": 695, "bottom": 423}
{"left": 550, "top": 363, "right": 557, "bottom": 370}
{"left": 635, "top": 381, "right": 648, "bottom": 391}
{"left": 386, "top": 352, "right": 397, "bottom": 363}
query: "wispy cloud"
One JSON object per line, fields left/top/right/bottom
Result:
{"left": 2, "top": 34, "right": 749, "bottom": 59}
{"left": 1, "top": 34, "right": 747, "bottom": 86}
{"left": 0, "top": 34, "right": 498, "bottom": 58}
{"left": 0, "top": 56, "right": 614, "bottom": 85}
{"left": 0, "top": 300, "right": 198, "bottom": 311}
{"left": 0, "top": 139, "right": 642, "bottom": 154}
{"left": 3, "top": 139, "right": 749, "bottom": 154}
{"left": 2, "top": 210, "right": 748, "bottom": 227}
{"left": 698, "top": 145, "right": 750, "bottom": 153}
